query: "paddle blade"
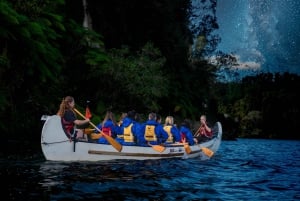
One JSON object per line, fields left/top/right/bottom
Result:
{"left": 103, "top": 134, "right": 122, "bottom": 152}
{"left": 201, "top": 147, "right": 214, "bottom": 157}
{"left": 84, "top": 128, "right": 95, "bottom": 134}
{"left": 90, "top": 133, "right": 102, "bottom": 140}
{"left": 152, "top": 145, "right": 166, "bottom": 153}
{"left": 184, "top": 144, "right": 191, "bottom": 154}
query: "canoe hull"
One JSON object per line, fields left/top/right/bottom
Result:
{"left": 41, "top": 115, "right": 222, "bottom": 161}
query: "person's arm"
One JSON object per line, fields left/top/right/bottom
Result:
{"left": 74, "top": 119, "right": 90, "bottom": 126}
{"left": 203, "top": 122, "right": 213, "bottom": 138}
{"left": 203, "top": 122, "right": 212, "bottom": 133}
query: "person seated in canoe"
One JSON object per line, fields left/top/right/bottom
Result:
{"left": 163, "top": 116, "right": 181, "bottom": 145}
{"left": 194, "top": 115, "right": 213, "bottom": 143}
{"left": 116, "top": 110, "right": 140, "bottom": 145}
{"left": 117, "top": 112, "right": 128, "bottom": 126}
{"left": 95, "top": 110, "right": 119, "bottom": 144}
{"left": 57, "top": 96, "right": 90, "bottom": 141}
{"left": 156, "top": 114, "right": 162, "bottom": 124}
{"left": 179, "top": 119, "right": 195, "bottom": 145}
{"left": 137, "top": 112, "right": 169, "bottom": 146}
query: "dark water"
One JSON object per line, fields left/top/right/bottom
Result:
{"left": 1, "top": 139, "right": 300, "bottom": 201}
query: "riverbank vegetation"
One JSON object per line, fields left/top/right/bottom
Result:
{"left": 0, "top": 0, "right": 299, "bottom": 143}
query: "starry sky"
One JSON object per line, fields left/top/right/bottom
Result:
{"left": 215, "top": 0, "right": 300, "bottom": 78}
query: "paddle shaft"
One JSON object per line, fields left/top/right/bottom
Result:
{"left": 194, "top": 127, "right": 201, "bottom": 137}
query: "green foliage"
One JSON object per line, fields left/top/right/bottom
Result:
{"left": 86, "top": 0, "right": 200, "bottom": 115}
{"left": 0, "top": 0, "right": 67, "bottom": 137}
{"left": 239, "top": 110, "right": 263, "bottom": 137}
{"left": 5, "top": 0, "right": 288, "bottom": 143}
{"left": 0, "top": 0, "right": 64, "bottom": 83}
{"left": 90, "top": 42, "right": 168, "bottom": 113}
{"left": 214, "top": 73, "right": 300, "bottom": 139}
{"left": 51, "top": 17, "right": 109, "bottom": 102}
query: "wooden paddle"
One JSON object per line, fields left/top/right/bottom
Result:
{"left": 73, "top": 108, "right": 122, "bottom": 152}
{"left": 194, "top": 127, "right": 201, "bottom": 137}
{"left": 89, "top": 133, "right": 102, "bottom": 140}
{"left": 199, "top": 146, "right": 214, "bottom": 157}
{"left": 84, "top": 128, "right": 95, "bottom": 134}
{"left": 148, "top": 142, "right": 165, "bottom": 153}
{"left": 184, "top": 143, "right": 191, "bottom": 154}
{"left": 168, "top": 143, "right": 213, "bottom": 156}
{"left": 181, "top": 138, "right": 192, "bottom": 154}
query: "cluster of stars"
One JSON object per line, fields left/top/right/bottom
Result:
{"left": 214, "top": 0, "right": 300, "bottom": 79}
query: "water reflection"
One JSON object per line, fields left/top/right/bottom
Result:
{"left": 39, "top": 162, "right": 68, "bottom": 187}
{"left": 38, "top": 159, "right": 182, "bottom": 189}
{"left": 37, "top": 159, "right": 193, "bottom": 200}
{"left": 2, "top": 139, "right": 300, "bottom": 200}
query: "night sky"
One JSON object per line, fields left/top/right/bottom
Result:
{"left": 215, "top": 0, "right": 300, "bottom": 79}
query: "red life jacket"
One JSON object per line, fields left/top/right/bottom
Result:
{"left": 102, "top": 127, "right": 112, "bottom": 136}
{"left": 61, "top": 118, "right": 74, "bottom": 138}
{"left": 200, "top": 125, "right": 212, "bottom": 137}
{"left": 180, "top": 132, "right": 187, "bottom": 143}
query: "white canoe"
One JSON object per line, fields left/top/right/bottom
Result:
{"left": 41, "top": 115, "right": 222, "bottom": 161}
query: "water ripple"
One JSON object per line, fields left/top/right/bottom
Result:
{"left": 1, "top": 139, "right": 300, "bottom": 200}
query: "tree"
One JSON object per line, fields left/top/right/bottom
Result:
{"left": 89, "top": 42, "right": 169, "bottom": 113}
{"left": 0, "top": 0, "right": 108, "bottom": 140}
{"left": 0, "top": 0, "right": 65, "bottom": 136}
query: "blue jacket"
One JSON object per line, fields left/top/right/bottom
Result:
{"left": 138, "top": 120, "right": 169, "bottom": 146}
{"left": 179, "top": 126, "right": 195, "bottom": 145}
{"left": 96, "top": 119, "right": 119, "bottom": 144}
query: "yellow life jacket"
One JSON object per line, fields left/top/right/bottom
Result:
{"left": 144, "top": 125, "right": 157, "bottom": 141}
{"left": 123, "top": 123, "right": 134, "bottom": 142}
{"left": 163, "top": 125, "right": 173, "bottom": 143}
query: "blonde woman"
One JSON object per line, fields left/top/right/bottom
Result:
{"left": 57, "top": 96, "right": 90, "bottom": 140}
{"left": 163, "top": 116, "right": 181, "bottom": 143}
